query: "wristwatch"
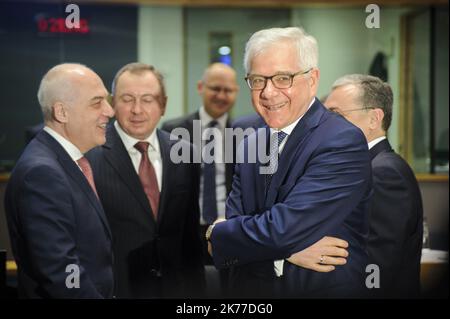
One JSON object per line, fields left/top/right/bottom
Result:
{"left": 205, "top": 224, "right": 215, "bottom": 242}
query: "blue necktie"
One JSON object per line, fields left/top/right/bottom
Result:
{"left": 202, "top": 120, "right": 218, "bottom": 224}
{"left": 265, "top": 131, "right": 288, "bottom": 194}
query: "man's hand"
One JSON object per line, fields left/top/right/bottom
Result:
{"left": 207, "top": 241, "right": 213, "bottom": 256}
{"left": 207, "top": 218, "right": 226, "bottom": 256}
{"left": 286, "top": 236, "right": 349, "bottom": 272}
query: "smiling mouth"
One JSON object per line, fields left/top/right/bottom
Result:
{"left": 130, "top": 120, "right": 146, "bottom": 125}
{"left": 262, "top": 102, "right": 286, "bottom": 111}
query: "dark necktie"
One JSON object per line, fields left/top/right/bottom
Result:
{"left": 265, "top": 131, "right": 288, "bottom": 194}
{"left": 202, "top": 120, "right": 218, "bottom": 225}
{"left": 77, "top": 156, "right": 99, "bottom": 199}
{"left": 135, "top": 142, "right": 160, "bottom": 218}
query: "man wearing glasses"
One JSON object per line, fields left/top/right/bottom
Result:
{"left": 325, "top": 74, "right": 423, "bottom": 298}
{"left": 161, "top": 63, "right": 239, "bottom": 296}
{"left": 207, "top": 27, "right": 372, "bottom": 298}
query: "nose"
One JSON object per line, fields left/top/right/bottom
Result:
{"left": 261, "top": 78, "right": 278, "bottom": 99}
{"left": 103, "top": 100, "right": 115, "bottom": 118}
{"left": 131, "top": 100, "right": 143, "bottom": 114}
{"left": 216, "top": 89, "right": 228, "bottom": 99}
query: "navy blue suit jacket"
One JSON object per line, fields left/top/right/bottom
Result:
{"left": 231, "top": 114, "right": 266, "bottom": 130}
{"left": 368, "top": 139, "right": 423, "bottom": 298}
{"left": 232, "top": 113, "right": 266, "bottom": 131}
{"left": 4, "top": 131, "right": 114, "bottom": 298}
{"left": 211, "top": 99, "right": 372, "bottom": 297}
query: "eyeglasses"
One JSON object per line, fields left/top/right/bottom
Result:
{"left": 205, "top": 85, "right": 237, "bottom": 96}
{"left": 329, "top": 107, "right": 375, "bottom": 116}
{"left": 245, "top": 68, "right": 312, "bottom": 90}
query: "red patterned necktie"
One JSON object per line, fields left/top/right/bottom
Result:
{"left": 77, "top": 156, "right": 99, "bottom": 199}
{"left": 134, "top": 141, "right": 160, "bottom": 218}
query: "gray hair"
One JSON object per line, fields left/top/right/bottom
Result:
{"left": 37, "top": 63, "right": 89, "bottom": 121}
{"left": 332, "top": 74, "right": 393, "bottom": 131}
{"left": 243, "top": 27, "right": 319, "bottom": 74}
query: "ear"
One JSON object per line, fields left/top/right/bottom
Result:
{"left": 160, "top": 96, "right": 167, "bottom": 116}
{"left": 309, "top": 68, "right": 320, "bottom": 90}
{"left": 369, "top": 108, "right": 384, "bottom": 130}
{"left": 197, "top": 80, "right": 204, "bottom": 95}
{"left": 53, "top": 102, "right": 69, "bottom": 123}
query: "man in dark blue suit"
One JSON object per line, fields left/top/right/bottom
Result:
{"left": 232, "top": 113, "right": 265, "bottom": 131}
{"left": 207, "top": 27, "right": 372, "bottom": 298}
{"left": 4, "top": 63, "right": 115, "bottom": 298}
{"left": 87, "top": 63, "right": 204, "bottom": 298}
{"left": 325, "top": 74, "right": 423, "bottom": 298}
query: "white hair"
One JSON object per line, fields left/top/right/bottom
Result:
{"left": 243, "top": 27, "right": 319, "bottom": 74}
{"left": 37, "top": 63, "right": 89, "bottom": 121}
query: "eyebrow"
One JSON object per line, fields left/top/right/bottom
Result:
{"left": 119, "top": 93, "right": 158, "bottom": 98}
{"left": 249, "top": 71, "right": 295, "bottom": 77}
{"left": 90, "top": 96, "right": 105, "bottom": 103}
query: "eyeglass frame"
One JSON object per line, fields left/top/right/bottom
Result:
{"left": 245, "top": 68, "right": 313, "bottom": 91}
{"left": 328, "top": 106, "right": 376, "bottom": 116}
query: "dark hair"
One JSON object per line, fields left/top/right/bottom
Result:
{"left": 332, "top": 74, "right": 393, "bottom": 131}
{"left": 111, "top": 62, "right": 167, "bottom": 107}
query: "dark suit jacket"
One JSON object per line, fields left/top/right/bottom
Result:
{"left": 25, "top": 123, "right": 44, "bottom": 144}
{"left": 161, "top": 111, "right": 234, "bottom": 195}
{"left": 4, "top": 131, "right": 114, "bottom": 298}
{"left": 232, "top": 113, "right": 266, "bottom": 131}
{"left": 87, "top": 126, "right": 204, "bottom": 298}
{"left": 211, "top": 99, "right": 372, "bottom": 298}
{"left": 368, "top": 139, "right": 423, "bottom": 298}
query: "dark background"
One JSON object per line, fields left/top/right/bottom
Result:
{"left": 0, "top": 1, "right": 137, "bottom": 168}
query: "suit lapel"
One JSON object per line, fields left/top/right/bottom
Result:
{"left": 369, "top": 138, "right": 392, "bottom": 161}
{"left": 264, "top": 99, "right": 327, "bottom": 207}
{"left": 37, "top": 131, "right": 113, "bottom": 239}
{"left": 254, "top": 126, "right": 270, "bottom": 211}
{"left": 156, "top": 129, "right": 173, "bottom": 225}
{"left": 225, "top": 117, "right": 234, "bottom": 193}
{"left": 102, "top": 126, "right": 155, "bottom": 221}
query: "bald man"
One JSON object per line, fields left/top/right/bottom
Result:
{"left": 161, "top": 63, "right": 239, "bottom": 295}
{"left": 162, "top": 63, "right": 239, "bottom": 243}
{"left": 4, "top": 63, "right": 115, "bottom": 298}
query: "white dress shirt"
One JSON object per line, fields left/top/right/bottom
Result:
{"left": 114, "top": 121, "right": 163, "bottom": 191}
{"left": 43, "top": 126, "right": 84, "bottom": 168}
{"left": 199, "top": 106, "right": 228, "bottom": 224}
{"left": 272, "top": 97, "right": 315, "bottom": 277}
{"left": 368, "top": 136, "right": 387, "bottom": 150}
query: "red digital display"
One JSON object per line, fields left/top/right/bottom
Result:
{"left": 37, "top": 17, "right": 89, "bottom": 34}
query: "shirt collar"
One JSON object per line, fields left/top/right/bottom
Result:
{"left": 114, "top": 120, "right": 160, "bottom": 154}
{"left": 270, "top": 97, "right": 315, "bottom": 136}
{"left": 368, "top": 136, "right": 387, "bottom": 150}
{"left": 43, "top": 126, "right": 84, "bottom": 161}
{"left": 199, "top": 106, "right": 228, "bottom": 129}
